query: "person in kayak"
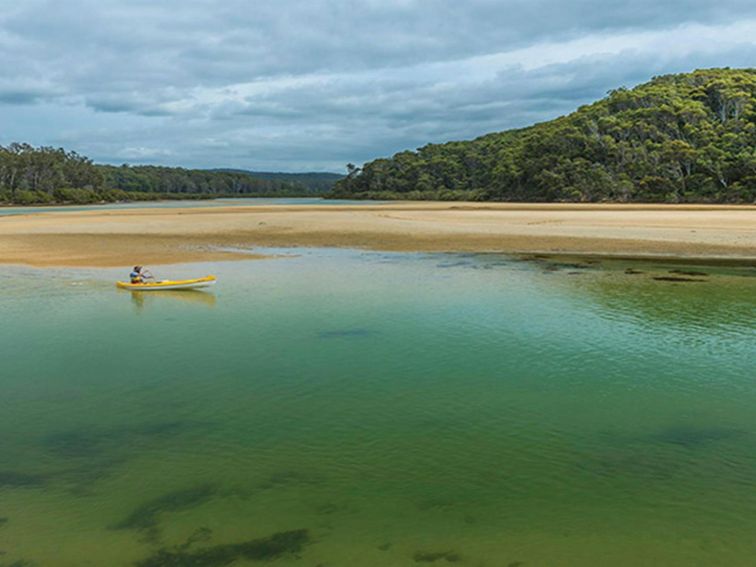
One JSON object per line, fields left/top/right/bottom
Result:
{"left": 129, "top": 266, "right": 154, "bottom": 284}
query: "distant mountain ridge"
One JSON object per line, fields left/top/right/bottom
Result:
{"left": 331, "top": 68, "right": 755, "bottom": 203}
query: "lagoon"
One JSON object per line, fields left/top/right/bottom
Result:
{"left": 1, "top": 250, "right": 755, "bottom": 566}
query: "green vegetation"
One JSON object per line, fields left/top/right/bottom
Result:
{"left": 0, "top": 144, "right": 103, "bottom": 205}
{"left": 0, "top": 144, "right": 340, "bottom": 205}
{"left": 99, "top": 165, "right": 337, "bottom": 198}
{"left": 214, "top": 169, "right": 344, "bottom": 192}
{"left": 331, "top": 69, "right": 755, "bottom": 203}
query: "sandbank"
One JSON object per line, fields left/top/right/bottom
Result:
{"left": 0, "top": 202, "right": 754, "bottom": 267}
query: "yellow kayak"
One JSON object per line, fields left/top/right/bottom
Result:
{"left": 116, "top": 275, "right": 216, "bottom": 291}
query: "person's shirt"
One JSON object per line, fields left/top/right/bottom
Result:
{"left": 130, "top": 271, "right": 142, "bottom": 283}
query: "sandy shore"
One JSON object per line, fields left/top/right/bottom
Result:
{"left": 1, "top": 202, "right": 755, "bottom": 267}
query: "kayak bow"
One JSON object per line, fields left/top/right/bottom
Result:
{"left": 116, "top": 275, "right": 216, "bottom": 291}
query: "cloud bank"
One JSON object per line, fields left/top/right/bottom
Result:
{"left": 1, "top": 0, "right": 754, "bottom": 171}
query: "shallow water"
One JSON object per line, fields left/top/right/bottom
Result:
{"left": 1, "top": 250, "right": 755, "bottom": 566}
{"left": 0, "top": 197, "right": 379, "bottom": 216}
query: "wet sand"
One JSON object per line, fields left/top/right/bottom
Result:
{"left": 1, "top": 202, "right": 755, "bottom": 267}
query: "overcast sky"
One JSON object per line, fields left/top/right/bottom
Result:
{"left": 1, "top": 1, "right": 754, "bottom": 172}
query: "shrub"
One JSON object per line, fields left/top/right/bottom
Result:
{"left": 53, "top": 187, "right": 100, "bottom": 204}
{"left": 14, "top": 190, "right": 54, "bottom": 205}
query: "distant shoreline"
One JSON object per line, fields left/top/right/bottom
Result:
{"left": 1, "top": 201, "right": 754, "bottom": 267}
{"left": 0, "top": 194, "right": 326, "bottom": 209}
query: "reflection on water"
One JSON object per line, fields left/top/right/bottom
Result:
{"left": 0, "top": 250, "right": 755, "bottom": 566}
{"left": 126, "top": 290, "right": 217, "bottom": 312}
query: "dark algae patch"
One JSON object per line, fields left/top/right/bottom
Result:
{"left": 602, "top": 424, "right": 746, "bottom": 449}
{"left": 40, "top": 421, "right": 208, "bottom": 492}
{"left": 43, "top": 421, "right": 197, "bottom": 458}
{"left": 652, "top": 425, "right": 744, "bottom": 448}
{"left": 552, "top": 262, "right": 595, "bottom": 270}
{"left": 583, "top": 424, "right": 748, "bottom": 481}
{"left": 436, "top": 260, "right": 473, "bottom": 268}
{"left": 413, "top": 551, "right": 461, "bottom": 563}
{"left": 135, "top": 529, "right": 310, "bottom": 567}
{"left": 519, "top": 255, "right": 598, "bottom": 273}
{"left": 178, "top": 527, "right": 213, "bottom": 550}
{"left": 0, "top": 471, "right": 46, "bottom": 489}
{"left": 652, "top": 276, "right": 707, "bottom": 282}
{"left": 112, "top": 484, "right": 217, "bottom": 540}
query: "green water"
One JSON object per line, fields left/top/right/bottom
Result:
{"left": 1, "top": 250, "right": 755, "bottom": 566}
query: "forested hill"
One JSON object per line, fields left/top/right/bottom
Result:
{"left": 0, "top": 149, "right": 339, "bottom": 205}
{"left": 214, "top": 170, "right": 343, "bottom": 192}
{"left": 331, "top": 69, "right": 755, "bottom": 203}
{"left": 99, "top": 165, "right": 338, "bottom": 197}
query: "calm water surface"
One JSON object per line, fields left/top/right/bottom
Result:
{"left": 1, "top": 250, "right": 755, "bottom": 566}
{"left": 0, "top": 198, "right": 379, "bottom": 216}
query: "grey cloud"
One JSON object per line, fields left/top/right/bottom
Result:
{"left": 0, "top": 1, "right": 754, "bottom": 170}
{"left": 0, "top": 90, "right": 45, "bottom": 105}
{"left": 84, "top": 94, "right": 176, "bottom": 116}
{"left": 4, "top": 1, "right": 754, "bottom": 94}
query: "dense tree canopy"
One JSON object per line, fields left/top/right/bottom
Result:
{"left": 214, "top": 170, "right": 343, "bottom": 193}
{"left": 331, "top": 69, "right": 756, "bottom": 203}
{"left": 0, "top": 148, "right": 339, "bottom": 205}
{"left": 0, "top": 143, "right": 104, "bottom": 204}
{"left": 99, "top": 165, "right": 332, "bottom": 198}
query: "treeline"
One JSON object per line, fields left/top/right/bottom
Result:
{"left": 214, "top": 169, "right": 343, "bottom": 193}
{"left": 331, "top": 68, "right": 756, "bottom": 203}
{"left": 0, "top": 145, "right": 336, "bottom": 205}
{"left": 99, "top": 165, "right": 331, "bottom": 198}
{"left": 0, "top": 143, "right": 104, "bottom": 204}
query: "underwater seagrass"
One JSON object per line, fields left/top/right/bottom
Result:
{"left": 135, "top": 529, "right": 310, "bottom": 567}
{"left": 111, "top": 484, "right": 217, "bottom": 541}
